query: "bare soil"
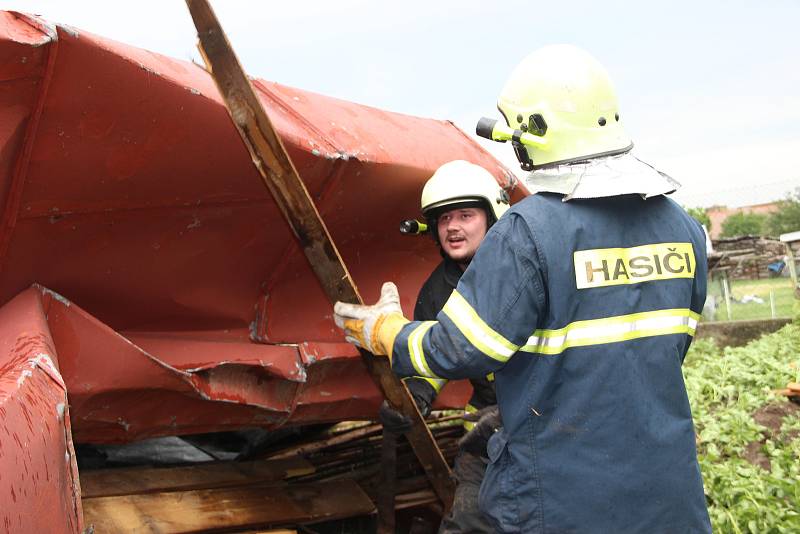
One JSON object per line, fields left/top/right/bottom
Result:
{"left": 753, "top": 402, "right": 800, "bottom": 435}
{"left": 743, "top": 401, "right": 800, "bottom": 470}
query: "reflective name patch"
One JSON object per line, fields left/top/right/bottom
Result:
{"left": 574, "top": 242, "right": 695, "bottom": 289}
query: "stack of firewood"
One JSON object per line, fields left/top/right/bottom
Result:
{"left": 80, "top": 414, "right": 465, "bottom": 532}
{"left": 264, "top": 413, "right": 463, "bottom": 512}
{"left": 709, "top": 236, "right": 786, "bottom": 279}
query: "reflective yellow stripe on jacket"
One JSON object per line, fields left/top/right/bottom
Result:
{"left": 520, "top": 308, "right": 700, "bottom": 355}
{"left": 410, "top": 292, "right": 699, "bottom": 375}
{"left": 463, "top": 403, "right": 478, "bottom": 432}
{"left": 442, "top": 290, "right": 519, "bottom": 363}
{"left": 418, "top": 377, "right": 447, "bottom": 393}
{"left": 407, "top": 321, "right": 441, "bottom": 379}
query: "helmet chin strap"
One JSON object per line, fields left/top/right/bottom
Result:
{"left": 512, "top": 131, "right": 534, "bottom": 171}
{"left": 476, "top": 117, "right": 542, "bottom": 172}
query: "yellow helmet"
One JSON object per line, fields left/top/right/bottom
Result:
{"left": 420, "top": 160, "right": 510, "bottom": 223}
{"left": 487, "top": 44, "right": 633, "bottom": 170}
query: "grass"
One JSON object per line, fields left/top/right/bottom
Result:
{"left": 684, "top": 322, "right": 800, "bottom": 532}
{"left": 706, "top": 277, "right": 796, "bottom": 321}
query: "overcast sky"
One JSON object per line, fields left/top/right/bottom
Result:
{"left": 4, "top": 0, "right": 799, "bottom": 207}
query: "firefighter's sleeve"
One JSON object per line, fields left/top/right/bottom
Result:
{"left": 683, "top": 223, "right": 708, "bottom": 362}
{"left": 690, "top": 224, "right": 709, "bottom": 318}
{"left": 405, "top": 280, "right": 448, "bottom": 394}
{"left": 391, "top": 214, "right": 547, "bottom": 380}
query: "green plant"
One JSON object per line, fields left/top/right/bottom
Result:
{"left": 720, "top": 211, "right": 768, "bottom": 238}
{"left": 766, "top": 190, "right": 800, "bottom": 237}
{"left": 684, "top": 325, "right": 800, "bottom": 532}
{"left": 686, "top": 206, "right": 712, "bottom": 232}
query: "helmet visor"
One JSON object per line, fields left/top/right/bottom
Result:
{"left": 423, "top": 199, "right": 487, "bottom": 222}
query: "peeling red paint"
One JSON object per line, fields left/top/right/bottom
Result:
{"left": 0, "top": 287, "right": 83, "bottom": 532}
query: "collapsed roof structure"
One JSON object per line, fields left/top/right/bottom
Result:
{"left": 0, "top": 10, "right": 522, "bottom": 532}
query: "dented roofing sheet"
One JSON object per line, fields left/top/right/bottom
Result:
{"left": 0, "top": 284, "right": 83, "bottom": 531}
{"left": 0, "top": 10, "right": 525, "bottom": 446}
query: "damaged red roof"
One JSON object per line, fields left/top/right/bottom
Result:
{"left": 0, "top": 10, "right": 524, "bottom": 450}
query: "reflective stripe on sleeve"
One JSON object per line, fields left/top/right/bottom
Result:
{"left": 442, "top": 290, "right": 519, "bottom": 363}
{"left": 419, "top": 377, "right": 447, "bottom": 393}
{"left": 520, "top": 308, "right": 700, "bottom": 355}
{"left": 407, "top": 321, "right": 441, "bottom": 379}
{"left": 463, "top": 403, "right": 478, "bottom": 432}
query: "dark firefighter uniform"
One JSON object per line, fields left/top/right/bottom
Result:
{"left": 391, "top": 192, "right": 712, "bottom": 533}
{"left": 408, "top": 255, "right": 497, "bottom": 534}
{"left": 410, "top": 256, "right": 497, "bottom": 423}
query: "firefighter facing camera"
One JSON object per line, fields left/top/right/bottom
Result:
{"left": 382, "top": 160, "right": 509, "bottom": 532}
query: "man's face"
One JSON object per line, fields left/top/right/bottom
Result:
{"left": 437, "top": 207, "right": 488, "bottom": 265}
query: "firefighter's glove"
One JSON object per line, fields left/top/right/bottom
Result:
{"left": 459, "top": 405, "right": 502, "bottom": 458}
{"left": 378, "top": 379, "right": 437, "bottom": 434}
{"left": 334, "top": 282, "right": 409, "bottom": 359}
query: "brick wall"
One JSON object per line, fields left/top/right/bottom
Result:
{"left": 706, "top": 202, "right": 781, "bottom": 239}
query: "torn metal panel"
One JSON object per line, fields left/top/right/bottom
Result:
{"left": 293, "top": 342, "right": 472, "bottom": 422}
{"left": 2, "top": 285, "right": 461, "bottom": 444}
{"left": 0, "top": 280, "right": 83, "bottom": 533}
{"left": 34, "top": 286, "right": 311, "bottom": 442}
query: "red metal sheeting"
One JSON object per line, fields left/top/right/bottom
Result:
{"left": 29, "top": 283, "right": 471, "bottom": 443}
{"left": 0, "top": 9, "right": 524, "bottom": 445}
{"left": 0, "top": 286, "right": 83, "bottom": 532}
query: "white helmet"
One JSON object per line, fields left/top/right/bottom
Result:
{"left": 420, "top": 160, "right": 510, "bottom": 224}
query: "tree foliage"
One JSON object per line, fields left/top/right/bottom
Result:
{"left": 686, "top": 207, "right": 712, "bottom": 232}
{"left": 720, "top": 211, "right": 767, "bottom": 238}
{"left": 766, "top": 190, "right": 800, "bottom": 236}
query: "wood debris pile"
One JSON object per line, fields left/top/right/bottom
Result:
{"left": 265, "top": 414, "right": 463, "bottom": 514}
{"left": 709, "top": 236, "right": 786, "bottom": 279}
{"left": 80, "top": 415, "right": 464, "bottom": 533}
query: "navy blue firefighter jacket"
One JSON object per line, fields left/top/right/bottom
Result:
{"left": 391, "top": 192, "right": 712, "bottom": 533}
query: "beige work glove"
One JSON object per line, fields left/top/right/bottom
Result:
{"left": 334, "top": 282, "right": 409, "bottom": 359}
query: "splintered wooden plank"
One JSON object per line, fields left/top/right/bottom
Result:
{"left": 80, "top": 457, "right": 315, "bottom": 498}
{"left": 82, "top": 480, "right": 375, "bottom": 533}
{"left": 184, "top": 0, "right": 454, "bottom": 508}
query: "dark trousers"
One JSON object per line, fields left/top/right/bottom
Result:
{"left": 438, "top": 450, "right": 493, "bottom": 534}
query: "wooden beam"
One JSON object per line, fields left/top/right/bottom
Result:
{"left": 80, "top": 457, "right": 314, "bottom": 498}
{"left": 82, "top": 480, "right": 375, "bottom": 533}
{"left": 184, "top": 0, "right": 454, "bottom": 507}
{"left": 267, "top": 423, "right": 383, "bottom": 460}
{"left": 377, "top": 429, "right": 398, "bottom": 534}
